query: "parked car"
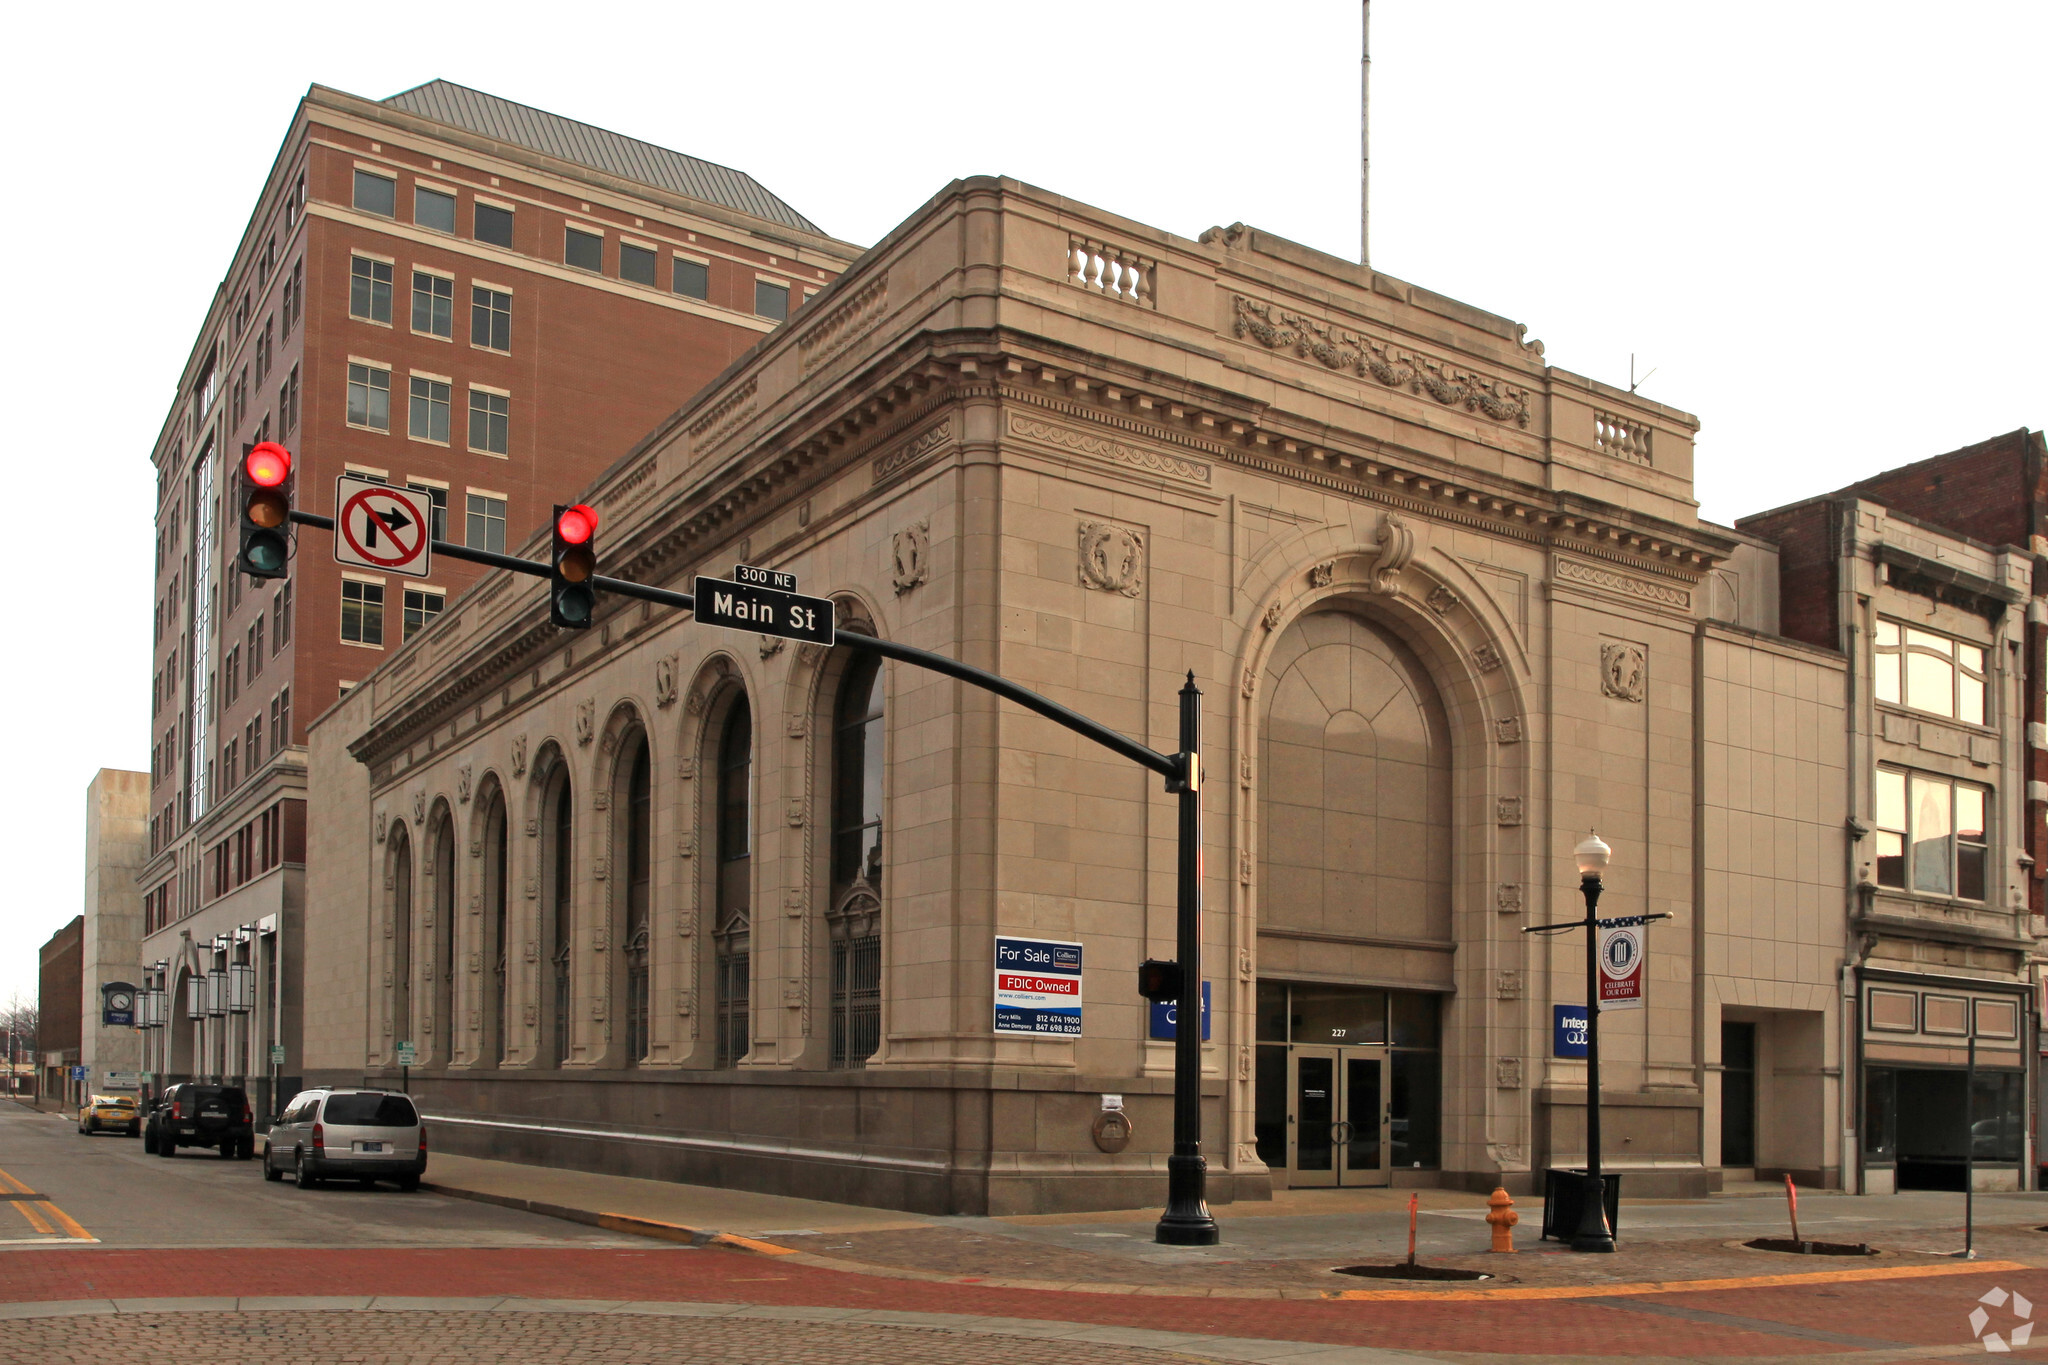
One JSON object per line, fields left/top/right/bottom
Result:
{"left": 263, "top": 1088, "right": 426, "bottom": 1191}
{"left": 143, "top": 1083, "right": 254, "bottom": 1159}
{"left": 77, "top": 1095, "right": 140, "bottom": 1137}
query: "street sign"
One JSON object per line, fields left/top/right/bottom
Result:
{"left": 69, "top": 1065, "right": 87, "bottom": 1081}
{"left": 1148, "top": 981, "right": 1211, "bottom": 1041}
{"left": 396, "top": 1042, "right": 416, "bottom": 1067}
{"left": 334, "top": 476, "right": 434, "bottom": 578}
{"left": 1597, "top": 918, "right": 1647, "bottom": 1011}
{"left": 1553, "top": 1004, "right": 1589, "bottom": 1057}
{"left": 993, "top": 936, "right": 1083, "bottom": 1037}
{"left": 693, "top": 575, "right": 834, "bottom": 646}
{"left": 734, "top": 563, "right": 797, "bottom": 591}
{"left": 269, "top": 1044, "right": 286, "bottom": 1065}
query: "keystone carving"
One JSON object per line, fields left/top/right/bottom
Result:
{"left": 892, "top": 517, "right": 930, "bottom": 595}
{"left": 458, "top": 765, "right": 472, "bottom": 804}
{"left": 375, "top": 812, "right": 387, "bottom": 844}
{"left": 1368, "top": 512, "right": 1415, "bottom": 594}
{"left": 1601, "top": 643, "right": 1647, "bottom": 703}
{"left": 576, "top": 700, "right": 595, "bottom": 745}
{"left": 1077, "top": 521, "right": 1144, "bottom": 597}
{"left": 413, "top": 791, "right": 425, "bottom": 825}
{"left": 512, "top": 734, "right": 527, "bottom": 777}
{"left": 655, "top": 655, "right": 679, "bottom": 708}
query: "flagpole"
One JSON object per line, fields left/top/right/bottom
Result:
{"left": 1361, "top": 0, "right": 1371, "bottom": 268}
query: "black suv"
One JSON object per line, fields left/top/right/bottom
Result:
{"left": 143, "top": 1083, "right": 254, "bottom": 1160}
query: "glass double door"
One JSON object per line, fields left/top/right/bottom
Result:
{"left": 1288, "top": 1045, "right": 1390, "bottom": 1187}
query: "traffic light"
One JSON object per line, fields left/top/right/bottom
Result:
{"left": 550, "top": 503, "right": 599, "bottom": 628}
{"left": 1137, "top": 959, "right": 1181, "bottom": 1003}
{"left": 238, "top": 441, "right": 294, "bottom": 579}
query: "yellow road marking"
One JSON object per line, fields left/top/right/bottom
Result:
{"left": 0, "top": 1165, "right": 92, "bottom": 1241}
{"left": 1327, "top": 1257, "right": 2035, "bottom": 1301}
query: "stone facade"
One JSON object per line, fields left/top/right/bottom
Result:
{"left": 79, "top": 770, "right": 148, "bottom": 1096}
{"left": 302, "top": 177, "right": 1986, "bottom": 1213}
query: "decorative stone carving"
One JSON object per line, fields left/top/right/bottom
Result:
{"left": 1496, "top": 883, "right": 1523, "bottom": 914}
{"left": 1239, "top": 850, "right": 1253, "bottom": 884}
{"left": 677, "top": 757, "right": 696, "bottom": 780}
{"left": 1008, "top": 413, "right": 1210, "bottom": 485}
{"left": 786, "top": 798, "right": 805, "bottom": 827}
{"left": 1557, "top": 557, "right": 1692, "bottom": 610}
{"left": 375, "top": 812, "right": 387, "bottom": 843}
{"left": 1241, "top": 666, "right": 1257, "bottom": 699}
{"left": 1496, "top": 1057, "right": 1523, "bottom": 1090}
{"left": 1239, "top": 755, "right": 1253, "bottom": 787}
{"left": 1261, "top": 601, "right": 1284, "bottom": 631}
{"left": 1494, "top": 971, "right": 1522, "bottom": 1000}
{"left": 467, "top": 952, "right": 481, "bottom": 974}
{"left": 1473, "top": 643, "right": 1503, "bottom": 674}
{"left": 575, "top": 700, "right": 595, "bottom": 745}
{"left": 1230, "top": 293, "right": 1533, "bottom": 427}
{"left": 892, "top": 517, "right": 930, "bottom": 595}
{"left": 786, "top": 712, "right": 807, "bottom": 739}
{"left": 783, "top": 890, "right": 804, "bottom": 918}
{"left": 654, "top": 655, "right": 678, "bottom": 708}
{"left": 759, "top": 635, "right": 784, "bottom": 660}
{"left": 1308, "top": 561, "right": 1335, "bottom": 589}
{"left": 1601, "top": 643, "right": 1647, "bottom": 703}
{"left": 1368, "top": 512, "right": 1415, "bottom": 594}
{"left": 676, "top": 833, "right": 696, "bottom": 858}
{"left": 523, "top": 1004, "right": 538, "bottom": 1026}
{"left": 413, "top": 790, "right": 425, "bottom": 825}
{"left": 525, "top": 818, "right": 537, "bottom": 837}
{"left": 1426, "top": 584, "right": 1459, "bottom": 616}
{"left": 796, "top": 642, "right": 825, "bottom": 669}
{"left": 872, "top": 418, "right": 954, "bottom": 484}
{"left": 1495, "top": 717, "right": 1522, "bottom": 744}
{"left": 1496, "top": 796, "right": 1524, "bottom": 826}
{"left": 458, "top": 765, "right": 473, "bottom": 804}
{"left": 512, "top": 734, "right": 527, "bottom": 777}
{"left": 1077, "top": 521, "right": 1144, "bottom": 597}
{"left": 594, "top": 791, "right": 610, "bottom": 811}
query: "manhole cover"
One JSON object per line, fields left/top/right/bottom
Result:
{"left": 1742, "top": 1237, "right": 1877, "bottom": 1256}
{"left": 1333, "top": 1263, "right": 1493, "bottom": 1281}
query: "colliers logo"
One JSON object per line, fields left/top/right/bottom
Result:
{"left": 1969, "top": 1286, "right": 2033, "bottom": 1353}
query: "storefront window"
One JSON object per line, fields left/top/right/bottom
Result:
{"left": 1256, "top": 981, "right": 1290, "bottom": 1043}
{"left": 1390, "top": 1050, "right": 1441, "bottom": 1169}
{"left": 1972, "top": 1072, "right": 2024, "bottom": 1163}
{"left": 1291, "top": 985, "right": 1387, "bottom": 1044}
{"left": 1862, "top": 1067, "right": 1896, "bottom": 1162}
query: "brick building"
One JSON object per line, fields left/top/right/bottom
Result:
{"left": 37, "top": 917, "right": 82, "bottom": 1109}
{"left": 137, "top": 79, "right": 858, "bottom": 1113}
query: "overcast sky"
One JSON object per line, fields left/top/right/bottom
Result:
{"left": 1, "top": 1, "right": 2040, "bottom": 1004}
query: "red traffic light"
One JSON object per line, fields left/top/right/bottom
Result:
{"left": 556, "top": 504, "right": 599, "bottom": 545}
{"left": 245, "top": 442, "right": 292, "bottom": 488}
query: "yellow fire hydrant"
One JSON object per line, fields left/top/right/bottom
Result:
{"left": 1485, "top": 1186, "right": 1519, "bottom": 1253}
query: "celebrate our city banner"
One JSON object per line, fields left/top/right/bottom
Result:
{"left": 1598, "top": 916, "right": 1649, "bottom": 1011}
{"left": 993, "top": 937, "right": 1084, "bottom": 1037}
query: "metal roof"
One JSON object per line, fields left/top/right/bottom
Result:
{"left": 380, "top": 80, "right": 825, "bottom": 237}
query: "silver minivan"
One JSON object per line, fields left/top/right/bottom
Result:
{"left": 263, "top": 1088, "right": 426, "bottom": 1191}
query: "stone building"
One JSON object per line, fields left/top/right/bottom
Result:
{"left": 303, "top": 176, "right": 1899, "bottom": 1213}
{"left": 36, "top": 917, "right": 83, "bottom": 1109}
{"left": 137, "top": 79, "right": 855, "bottom": 1115}
{"left": 79, "top": 770, "right": 148, "bottom": 1097}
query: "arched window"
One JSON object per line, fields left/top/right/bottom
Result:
{"left": 624, "top": 738, "right": 652, "bottom": 1064}
{"left": 548, "top": 776, "right": 573, "bottom": 1066}
{"left": 431, "top": 815, "right": 455, "bottom": 1063}
{"left": 389, "top": 824, "right": 412, "bottom": 1058}
{"left": 714, "top": 697, "right": 752, "bottom": 1069}
{"left": 484, "top": 789, "right": 509, "bottom": 1063}
{"left": 829, "top": 655, "right": 884, "bottom": 1068}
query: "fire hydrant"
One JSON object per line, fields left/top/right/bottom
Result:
{"left": 1485, "top": 1186, "right": 1519, "bottom": 1253}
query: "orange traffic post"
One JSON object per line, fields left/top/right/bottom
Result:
{"left": 1486, "top": 1186, "right": 1519, "bottom": 1253}
{"left": 1406, "top": 1191, "right": 1420, "bottom": 1266}
{"left": 1785, "top": 1173, "right": 1801, "bottom": 1246}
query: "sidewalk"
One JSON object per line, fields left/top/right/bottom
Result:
{"left": 417, "top": 1152, "right": 2048, "bottom": 1299}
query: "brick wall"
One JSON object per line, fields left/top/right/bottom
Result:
{"left": 1842, "top": 429, "right": 2044, "bottom": 552}
{"left": 1735, "top": 498, "right": 1841, "bottom": 652}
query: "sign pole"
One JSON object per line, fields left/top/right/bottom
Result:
{"left": 1156, "top": 673, "right": 1218, "bottom": 1245}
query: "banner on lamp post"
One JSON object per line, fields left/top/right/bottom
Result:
{"left": 1597, "top": 917, "right": 1647, "bottom": 1011}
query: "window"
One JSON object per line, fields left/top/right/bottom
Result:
{"left": 408, "top": 376, "right": 451, "bottom": 443}
{"left": 1875, "top": 768, "right": 1988, "bottom": 900}
{"left": 259, "top": 236, "right": 276, "bottom": 287}
{"left": 620, "top": 242, "right": 656, "bottom": 286}
{"left": 468, "top": 390, "right": 509, "bottom": 454}
{"left": 470, "top": 287, "right": 511, "bottom": 351}
{"left": 230, "top": 370, "right": 247, "bottom": 427}
{"left": 267, "top": 691, "right": 283, "bottom": 751}
{"left": 402, "top": 588, "right": 444, "bottom": 639}
{"left": 625, "top": 739, "right": 651, "bottom": 1062}
{"left": 1874, "top": 620, "right": 1986, "bottom": 725}
{"left": 754, "top": 280, "right": 789, "bottom": 321}
{"left": 273, "top": 580, "right": 292, "bottom": 649}
{"left": 564, "top": 226, "right": 603, "bottom": 272}
{"left": 549, "top": 778, "right": 573, "bottom": 1065}
{"left": 407, "top": 483, "right": 448, "bottom": 540}
{"left": 246, "top": 714, "right": 262, "bottom": 770}
{"left": 279, "top": 364, "right": 300, "bottom": 435}
{"left": 346, "top": 364, "right": 390, "bottom": 431}
{"left": 349, "top": 256, "right": 392, "bottom": 324}
{"left": 415, "top": 186, "right": 456, "bottom": 234}
{"left": 285, "top": 172, "right": 305, "bottom": 229}
{"left": 474, "top": 201, "right": 514, "bottom": 248}
{"left": 341, "top": 579, "right": 385, "bottom": 645}
{"left": 254, "top": 318, "right": 273, "bottom": 385}
{"left": 672, "top": 257, "right": 709, "bottom": 300}
{"left": 282, "top": 260, "right": 302, "bottom": 335}
{"left": 829, "top": 656, "right": 884, "bottom": 1068}
{"left": 222, "top": 647, "right": 239, "bottom": 706}
{"left": 465, "top": 493, "right": 506, "bottom": 552}
{"left": 353, "top": 169, "right": 396, "bottom": 217}
{"left": 246, "top": 618, "right": 264, "bottom": 681}
{"left": 234, "top": 294, "right": 249, "bottom": 337}
{"left": 715, "top": 697, "right": 753, "bottom": 1069}
{"left": 410, "top": 272, "right": 454, "bottom": 337}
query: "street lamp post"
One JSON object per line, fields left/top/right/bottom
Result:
{"left": 1571, "top": 834, "right": 1615, "bottom": 1254}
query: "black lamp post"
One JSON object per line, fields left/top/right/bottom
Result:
{"left": 1570, "top": 833, "right": 1615, "bottom": 1254}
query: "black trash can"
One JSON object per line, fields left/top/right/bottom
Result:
{"left": 1541, "top": 1168, "right": 1622, "bottom": 1241}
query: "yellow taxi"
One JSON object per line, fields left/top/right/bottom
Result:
{"left": 77, "top": 1094, "right": 140, "bottom": 1137}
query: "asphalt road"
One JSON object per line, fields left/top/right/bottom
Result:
{"left": 0, "top": 1102, "right": 637, "bottom": 1249}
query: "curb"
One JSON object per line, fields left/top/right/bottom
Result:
{"left": 420, "top": 1181, "right": 798, "bottom": 1256}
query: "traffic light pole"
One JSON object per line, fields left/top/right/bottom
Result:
{"left": 287, "top": 510, "right": 1215, "bottom": 1240}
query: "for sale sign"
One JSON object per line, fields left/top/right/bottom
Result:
{"left": 1597, "top": 917, "right": 1648, "bottom": 1011}
{"left": 993, "top": 936, "right": 1084, "bottom": 1037}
